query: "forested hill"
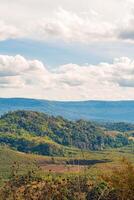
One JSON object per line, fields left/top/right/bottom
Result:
{"left": 101, "top": 122, "right": 134, "bottom": 132}
{"left": 0, "top": 111, "right": 132, "bottom": 156}
{"left": 1, "top": 98, "right": 134, "bottom": 122}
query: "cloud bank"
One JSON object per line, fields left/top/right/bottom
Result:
{"left": 35, "top": 8, "right": 134, "bottom": 43}
{"left": 0, "top": 54, "right": 134, "bottom": 100}
{"left": 1, "top": 7, "right": 134, "bottom": 44}
{"left": 34, "top": 8, "right": 116, "bottom": 43}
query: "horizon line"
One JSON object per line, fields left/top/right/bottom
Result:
{"left": 1, "top": 97, "right": 134, "bottom": 103}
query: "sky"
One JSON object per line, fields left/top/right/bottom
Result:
{"left": 1, "top": 0, "right": 134, "bottom": 100}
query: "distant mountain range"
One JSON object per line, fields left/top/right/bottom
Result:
{"left": 0, "top": 98, "right": 134, "bottom": 122}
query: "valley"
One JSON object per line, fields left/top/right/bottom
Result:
{"left": 0, "top": 110, "right": 133, "bottom": 199}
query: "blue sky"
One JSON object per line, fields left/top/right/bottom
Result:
{"left": 1, "top": 39, "right": 134, "bottom": 68}
{"left": 1, "top": 0, "right": 134, "bottom": 100}
{"left": 0, "top": 39, "right": 114, "bottom": 67}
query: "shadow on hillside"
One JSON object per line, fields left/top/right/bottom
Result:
{"left": 66, "top": 159, "right": 111, "bottom": 166}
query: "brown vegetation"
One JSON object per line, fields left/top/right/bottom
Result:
{"left": 0, "top": 159, "right": 134, "bottom": 200}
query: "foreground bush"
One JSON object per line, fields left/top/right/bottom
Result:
{"left": 0, "top": 159, "right": 134, "bottom": 200}
{"left": 101, "top": 158, "right": 134, "bottom": 200}
{"left": 0, "top": 172, "right": 91, "bottom": 200}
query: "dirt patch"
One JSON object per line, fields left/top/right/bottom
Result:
{"left": 40, "top": 164, "right": 86, "bottom": 173}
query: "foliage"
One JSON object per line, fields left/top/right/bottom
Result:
{"left": 0, "top": 159, "right": 134, "bottom": 200}
{"left": 0, "top": 163, "right": 91, "bottom": 200}
{"left": 101, "top": 158, "right": 134, "bottom": 200}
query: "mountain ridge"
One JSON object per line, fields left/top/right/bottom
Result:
{"left": 1, "top": 98, "right": 134, "bottom": 122}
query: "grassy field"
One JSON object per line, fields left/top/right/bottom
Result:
{"left": 0, "top": 144, "right": 134, "bottom": 185}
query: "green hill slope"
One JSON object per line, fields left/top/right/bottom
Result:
{"left": 0, "top": 111, "right": 131, "bottom": 156}
{"left": 0, "top": 146, "right": 38, "bottom": 185}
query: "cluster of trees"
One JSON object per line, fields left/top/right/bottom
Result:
{"left": 0, "top": 111, "right": 132, "bottom": 156}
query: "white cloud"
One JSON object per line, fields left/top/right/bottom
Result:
{"left": 118, "top": 13, "right": 134, "bottom": 42}
{"left": 0, "top": 7, "right": 132, "bottom": 44}
{"left": 34, "top": 7, "right": 134, "bottom": 44}
{"left": 33, "top": 8, "right": 116, "bottom": 43}
{"left": 1, "top": 54, "right": 134, "bottom": 100}
{"left": 0, "top": 4, "right": 134, "bottom": 44}
{"left": 0, "top": 20, "right": 20, "bottom": 41}
{"left": 0, "top": 55, "right": 51, "bottom": 88}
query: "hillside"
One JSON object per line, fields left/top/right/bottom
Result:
{"left": 0, "top": 110, "right": 131, "bottom": 156}
{"left": 1, "top": 98, "right": 134, "bottom": 122}
{"left": 0, "top": 146, "right": 38, "bottom": 185}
